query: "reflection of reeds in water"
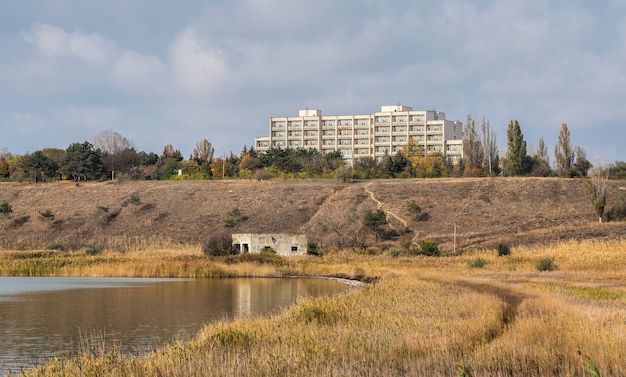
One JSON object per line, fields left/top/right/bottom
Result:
{"left": 72, "top": 328, "right": 119, "bottom": 359}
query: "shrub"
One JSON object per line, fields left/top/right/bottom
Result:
{"left": 38, "top": 209, "right": 54, "bottom": 219}
{"left": 45, "top": 243, "right": 65, "bottom": 251}
{"left": 85, "top": 246, "right": 100, "bottom": 256}
{"left": 224, "top": 253, "right": 285, "bottom": 266}
{"left": 497, "top": 244, "right": 511, "bottom": 256}
{"left": 406, "top": 200, "right": 429, "bottom": 221}
{"left": 307, "top": 241, "right": 320, "bottom": 256}
{"left": 467, "top": 257, "right": 487, "bottom": 268}
{"left": 419, "top": 239, "right": 440, "bottom": 256}
{"left": 202, "top": 233, "right": 236, "bottom": 256}
{"left": 223, "top": 218, "right": 237, "bottom": 228}
{"left": 261, "top": 246, "right": 276, "bottom": 255}
{"left": 129, "top": 193, "right": 141, "bottom": 206}
{"left": 0, "top": 201, "right": 12, "bottom": 215}
{"left": 254, "top": 169, "right": 272, "bottom": 181}
{"left": 606, "top": 201, "right": 626, "bottom": 222}
{"left": 386, "top": 248, "right": 400, "bottom": 258}
{"left": 536, "top": 257, "right": 557, "bottom": 272}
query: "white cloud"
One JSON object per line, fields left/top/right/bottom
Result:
{"left": 110, "top": 50, "right": 167, "bottom": 95}
{"left": 25, "top": 23, "right": 116, "bottom": 65}
{"left": 168, "top": 29, "right": 229, "bottom": 97}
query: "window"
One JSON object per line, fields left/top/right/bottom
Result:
{"left": 393, "top": 136, "right": 407, "bottom": 142}
{"left": 339, "top": 119, "right": 352, "bottom": 126}
{"left": 271, "top": 121, "right": 286, "bottom": 128}
{"left": 375, "top": 116, "right": 390, "bottom": 123}
{"left": 291, "top": 246, "right": 298, "bottom": 252}
{"left": 393, "top": 126, "right": 407, "bottom": 133}
{"left": 393, "top": 115, "right": 407, "bottom": 122}
{"left": 375, "top": 126, "right": 390, "bottom": 133}
{"left": 323, "top": 120, "right": 336, "bottom": 127}
{"left": 410, "top": 125, "right": 424, "bottom": 132}
{"left": 410, "top": 115, "right": 425, "bottom": 122}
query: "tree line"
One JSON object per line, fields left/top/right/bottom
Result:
{"left": 1, "top": 122, "right": 625, "bottom": 182}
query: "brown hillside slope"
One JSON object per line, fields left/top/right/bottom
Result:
{"left": 1, "top": 178, "right": 625, "bottom": 251}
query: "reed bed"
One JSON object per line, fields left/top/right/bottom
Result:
{"left": 7, "top": 238, "right": 626, "bottom": 376}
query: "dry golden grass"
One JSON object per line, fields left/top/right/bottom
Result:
{"left": 8, "top": 238, "right": 626, "bottom": 376}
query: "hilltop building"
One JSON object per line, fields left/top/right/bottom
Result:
{"left": 254, "top": 105, "right": 463, "bottom": 164}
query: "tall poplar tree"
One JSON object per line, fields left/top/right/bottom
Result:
{"left": 505, "top": 120, "right": 528, "bottom": 176}
{"left": 462, "top": 115, "right": 483, "bottom": 168}
{"left": 480, "top": 117, "right": 499, "bottom": 175}
{"left": 554, "top": 123, "right": 575, "bottom": 177}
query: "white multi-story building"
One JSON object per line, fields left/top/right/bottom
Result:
{"left": 255, "top": 105, "right": 463, "bottom": 164}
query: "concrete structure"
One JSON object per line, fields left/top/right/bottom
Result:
{"left": 255, "top": 105, "right": 463, "bottom": 165}
{"left": 232, "top": 233, "right": 307, "bottom": 256}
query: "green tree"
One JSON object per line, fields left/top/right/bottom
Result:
{"left": 353, "top": 156, "right": 383, "bottom": 179}
{"left": 505, "top": 120, "right": 529, "bottom": 176}
{"left": 383, "top": 151, "right": 410, "bottom": 177}
{"left": 363, "top": 209, "right": 388, "bottom": 242}
{"left": 191, "top": 139, "right": 215, "bottom": 175}
{"left": 609, "top": 161, "right": 626, "bottom": 179}
{"left": 554, "top": 123, "right": 575, "bottom": 177}
{"left": 60, "top": 142, "right": 104, "bottom": 181}
{"left": 17, "top": 150, "right": 58, "bottom": 182}
{"left": 156, "top": 144, "right": 183, "bottom": 179}
{"left": 572, "top": 146, "right": 592, "bottom": 177}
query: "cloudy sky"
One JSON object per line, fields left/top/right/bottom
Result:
{"left": 1, "top": 0, "right": 625, "bottom": 163}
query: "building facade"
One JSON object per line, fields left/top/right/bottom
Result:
{"left": 232, "top": 233, "right": 308, "bottom": 256}
{"left": 255, "top": 105, "right": 463, "bottom": 164}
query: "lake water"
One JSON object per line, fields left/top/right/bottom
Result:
{"left": 0, "top": 276, "right": 349, "bottom": 375}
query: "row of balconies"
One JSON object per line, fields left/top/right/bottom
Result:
{"left": 271, "top": 119, "right": 434, "bottom": 130}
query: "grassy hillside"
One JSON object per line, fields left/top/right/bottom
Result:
{"left": 1, "top": 177, "right": 625, "bottom": 252}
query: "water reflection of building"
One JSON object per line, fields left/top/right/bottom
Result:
{"left": 235, "top": 281, "right": 252, "bottom": 317}
{"left": 232, "top": 278, "right": 329, "bottom": 318}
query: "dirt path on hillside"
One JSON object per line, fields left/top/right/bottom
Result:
{"left": 364, "top": 182, "right": 409, "bottom": 229}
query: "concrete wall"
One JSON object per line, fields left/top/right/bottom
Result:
{"left": 232, "top": 233, "right": 308, "bottom": 256}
